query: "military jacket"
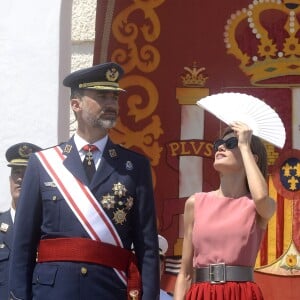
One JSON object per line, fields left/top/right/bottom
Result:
{"left": 0, "top": 210, "right": 13, "bottom": 299}
{"left": 9, "top": 137, "right": 160, "bottom": 300}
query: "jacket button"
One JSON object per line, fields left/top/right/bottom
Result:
{"left": 81, "top": 267, "right": 88, "bottom": 275}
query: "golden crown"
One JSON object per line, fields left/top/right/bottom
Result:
{"left": 180, "top": 62, "right": 208, "bottom": 87}
{"left": 224, "top": 0, "right": 300, "bottom": 86}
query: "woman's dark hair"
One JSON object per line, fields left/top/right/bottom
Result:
{"left": 221, "top": 127, "right": 268, "bottom": 180}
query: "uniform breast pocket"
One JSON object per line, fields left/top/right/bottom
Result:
{"left": 41, "top": 190, "right": 64, "bottom": 232}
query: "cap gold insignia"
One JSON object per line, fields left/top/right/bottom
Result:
{"left": 106, "top": 67, "right": 119, "bottom": 82}
{"left": 112, "top": 182, "right": 127, "bottom": 198}
{"left": 63, "top": 144, "right": 72, "bottom": 153}
{"left": 109, "top": 149, "right": 117, "bottom": 158}
{"left": 0, "top": 222, "right": 9, "bottom": 232}
{"left": 18, "top": 145, "right": 33, "bottom": 158}
{"left": 113, "top": 208, "right": 127, "bottom": 225}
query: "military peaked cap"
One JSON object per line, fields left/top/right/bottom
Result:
{"left": 63, "top": 62, "right": 125, "bottom": 92}
{"left": 6, "top": 142, "right": 42, "bottom": 167}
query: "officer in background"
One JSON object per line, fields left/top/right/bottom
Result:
{"left": 159, "top": 235, "right": 173, "bottom": 300}
{"left": 0, "top": 142, "right": 41, "bottom": 299}
{"left": 9, "top": 62, "right": 160, "bottom": 300}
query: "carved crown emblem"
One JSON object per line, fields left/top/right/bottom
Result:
{"left": 180, "top": 62, "right": 208, "bottom": 87}
{"left": 224, "top": 0, "right": 300, "bottom": 86}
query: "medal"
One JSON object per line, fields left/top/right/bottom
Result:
{"left": 113, "top": 208, "right": 127, "bottom": 225}
{"left": 101, "top": 194, "right": 116, "bottom": 209}
{"left": 112, "top": 182, "right": 127, "bottom": 197}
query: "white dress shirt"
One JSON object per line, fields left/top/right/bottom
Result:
{"left": 73, "top": 133, "right": 108, "bottom": 169}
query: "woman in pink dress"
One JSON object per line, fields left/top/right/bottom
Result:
{"left": 174, "top": 122, "right": 276, "bottom": 300}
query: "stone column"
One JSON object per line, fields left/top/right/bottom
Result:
{"left": 174, "top": 64, "right": 209, "bottom": 253}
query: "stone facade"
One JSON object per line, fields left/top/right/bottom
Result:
{"left": 70, "top": 0, "right": 96, "bottom": 134}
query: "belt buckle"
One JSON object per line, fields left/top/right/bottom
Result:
{"left": 209, "top": 262, "right": 226, "bottom": 284}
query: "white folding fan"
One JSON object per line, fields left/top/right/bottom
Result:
{"left": 196, "top": 92, "right": 286, "bottom": 148}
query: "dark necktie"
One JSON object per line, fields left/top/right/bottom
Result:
{"left": 82, "top": 144, "right": 98, "bottom": 182}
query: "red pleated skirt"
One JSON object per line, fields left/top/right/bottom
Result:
{"left": 186, "top": 281, "right": 264, "bottom": 300}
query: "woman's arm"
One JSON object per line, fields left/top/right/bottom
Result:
{"left": 231, "top": 122, "right": 276, "bottom": 226}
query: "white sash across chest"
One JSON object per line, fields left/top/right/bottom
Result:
{"left": 36, "top": 146, "right": 127, "bottom": 284}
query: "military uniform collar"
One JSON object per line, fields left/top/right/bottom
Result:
{"left": 73, "top": 133, "right": 108, "bottom": 154}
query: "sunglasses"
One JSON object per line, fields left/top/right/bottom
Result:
{"left": 213, "top": 137, "right": 238, "bottom": 151}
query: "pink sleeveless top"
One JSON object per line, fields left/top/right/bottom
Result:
{"left": 192, "top": 192, "right": 265, "bottom": 267}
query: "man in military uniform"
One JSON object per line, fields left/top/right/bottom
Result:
{"left": 9, "top": 62, "right": 160, "bottom": 300}
{"left": 0, "top": 142, "right": 41, "bottom": 299}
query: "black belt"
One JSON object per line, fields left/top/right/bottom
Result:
{"left": 195, "top": 263, "right": 254, "bottom": 284}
